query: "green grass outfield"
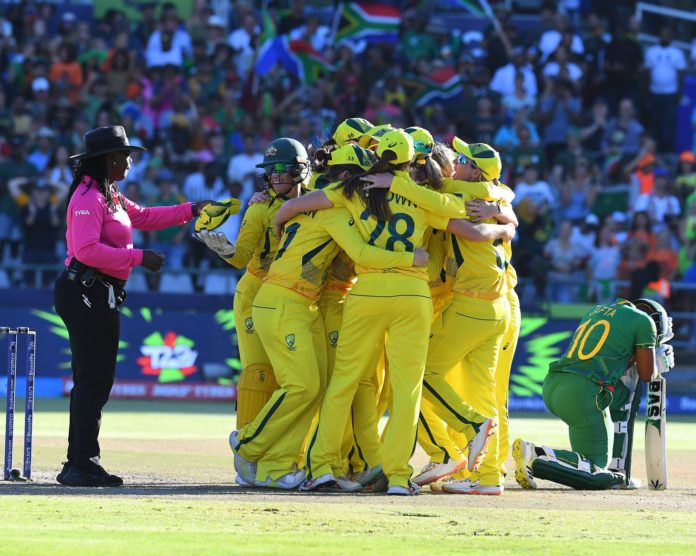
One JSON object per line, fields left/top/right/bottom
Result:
{"left": 1, "top": 399, "right": 695, "bottom": 555}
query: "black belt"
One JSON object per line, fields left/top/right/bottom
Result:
{"left": 66, "top": 258, "right": 127, "bottom": 289}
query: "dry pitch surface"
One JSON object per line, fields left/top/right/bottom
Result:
{"left": 0, "top": 399, "right": 695, "bottom": 555}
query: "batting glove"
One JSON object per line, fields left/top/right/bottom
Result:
{"left": 194, "top": 198, "right": 242, "bottom": 232}
{"left": 663, "top": 317, "right": 675, "bottom": 343}
{"left": 656, "top": 344, "right": 675, "bottom": 377}
{"left": 193, "top": 230, "right": 236, "bottom": 259}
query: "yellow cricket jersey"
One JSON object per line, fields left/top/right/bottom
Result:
{"left": 222, "top": 198, "right": 285, "bottom": 278}
{"left": 323, "top": 170, "right": 449, "bottom": 282}
{"left": 306, "top": 173, "right": 333, "bottom": 192}
{"left": 323, "top": 250, "right": 357, "bottom": 296}
{"left": 263, "top": 207, "right": 414, "bottom": 302}
{"left": 499, "top": 183, "right": 518, "bottom": 290}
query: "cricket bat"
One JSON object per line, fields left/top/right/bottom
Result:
{"left": 645, "top": 377, "right": 667, "bottom": 490}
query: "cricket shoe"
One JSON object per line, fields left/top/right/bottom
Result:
{"left": 300, "top": 474, "right": 362, "bottom": 493}
{"left": 229, "top": 431, "right": 256, "bottom": 486}
{"left": 386, "top": 481, "right": 420, "bottom": 496}
{"left": 355, "top": 464, "right": 385, "bottom": 487}
{"left": 256, "top": 467, "right": 306, "bottom": 490}
{"left": 56, "top": 461, "right": 71, "bottom": 483}
{"left": 467, "top": 417, "right": 497, "bottom": 472}
{"left": 442, "top": 479, "right": 503, "bottom": 495}
{"left": 512, "top": 438, "right": 537, "bottom": 490}
{"left": 412, "top": 459, "right": 467, "bottom": 486}
{"left": 57, "top": 462, "right": 123, "bottom": 487}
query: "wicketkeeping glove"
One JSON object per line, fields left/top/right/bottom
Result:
{"left": 192, "top": 229, "right": 236, "bottom": 259}
{"left": 194, "top": 198, "right": 242, "bottom": 232}
{"left": 656, "top": 344, "right": 674, "bottom": 376}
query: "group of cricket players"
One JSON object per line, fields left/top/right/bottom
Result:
{"left": 193, "top": 117, "right": 676, "bottom": 495}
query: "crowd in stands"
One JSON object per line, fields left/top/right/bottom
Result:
{"left": 1, "top": 0, "right": 696, "bottom": 315}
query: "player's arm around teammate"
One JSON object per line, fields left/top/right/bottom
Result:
{"left": 230, "top": 144, "right": 423, "bottom": 490}
{"left": 513, "top": 299, "right": 674, "bottom": 491}
{"left": 196, "top": 139, "right": 310, "bottom": 430}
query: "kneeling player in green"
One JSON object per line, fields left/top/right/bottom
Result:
{"left": 513, "top": 299, "right": 674, "bottom": 490}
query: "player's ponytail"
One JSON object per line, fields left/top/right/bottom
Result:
{"left": 431, "top": 142, "right": 456, "bottom": 179}
{"left": 339, "top": 152, "right": 398, "bottom": 222}
{"left": 308, "top": 140, "right": 336, "bottom": 172}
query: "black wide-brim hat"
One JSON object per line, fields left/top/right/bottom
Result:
{"left": 70, "top": 125, "right": 147, "bottom": 160}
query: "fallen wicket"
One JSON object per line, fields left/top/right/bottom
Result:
{"left": 2, "top": 327, "right": 36, "bottom": 481}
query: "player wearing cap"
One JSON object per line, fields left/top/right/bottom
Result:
{"left": 276, "top": 130, "right": 512, "bottom": 494}
{"left": 195, "top": 138, "right": 309, "bottom": 430}
{"left": 228, "top": 143, "right": 425, "bottom": 490}
{"left": 361, "top": 139, "right": 517, "bottom": 492}
{"left": 513, "top": 299, "right": 675, "bottom": 490}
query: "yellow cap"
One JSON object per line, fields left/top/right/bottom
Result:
{"left": 452, "top": 137, "right": 502, "bottom": 180}
{"left": 327, "top": 144, "right": 376, "bottom": 171}
{"left": 332, "top": 118, "right": 373, "bottom": 147}
{"left": 358, "top": 124, "right": 395, "bottom": 150}
{"left": 405, "top": 126, "right": 434, "bottom": 156}
{"left": 376, "top": 129, "right": 415, "bottom": 165}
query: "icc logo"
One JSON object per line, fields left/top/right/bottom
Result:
{"left": 329, "top": 331, "right": 338, "bottom": 347}
{"left": 245, "top": 317, "right": 254, "bottom": 333}
{"left": 285, "top": 334, "right": 296, "bottom": 351}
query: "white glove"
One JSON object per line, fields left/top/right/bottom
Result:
{"left": 656, "top": 344, "right": 674, "bottom": 376}
{"left": 663, "top": 317, "right": 674, "bottom": 343}
{"left": 193, "top": 230, "right": 235, "bottom": 259}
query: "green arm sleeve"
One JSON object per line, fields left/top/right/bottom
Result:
{"left": 390, "top": 176, "right": 470, "bottom": 219}
{"left": 325, "top": 210, "right": 414, "bottom": 268}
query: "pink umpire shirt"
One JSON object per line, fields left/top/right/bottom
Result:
{"left": 65, "top": 175, "right": 193, "bottom": 280}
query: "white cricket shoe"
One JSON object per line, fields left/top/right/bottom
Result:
{"left": 386, "top": 482, "right": 420, "bottom": 496}
{"left": 512, "top": 438, "right": 537, "bottom": 490}
{"left": 300, "top": 474, "right": 363, "bottom": 493}
{"left": 412, "top": 459, "right": 467, "bottom": 486}
{"left": 255, "top": 467, "right": 306, "bottom": 490}
{"left": 442, "top": 478, "right": 503, "bottom": 495}
{"left": 299, "top": 473, "right": 336, "bottom": 492}
{"left": 229, "top": 431, "right": 256, "bottom": 486}
{"left": 468, "top": 418, "right": 497, "bottom": 472}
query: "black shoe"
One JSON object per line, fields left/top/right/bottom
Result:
{"left": 58, "top": 462, "right": 123, "bottom": 487}
{"left": 56, "top": 461, "right": 71, "bottom": 483}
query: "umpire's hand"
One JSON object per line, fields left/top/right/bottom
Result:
{"left": 141, "top": 250, "right": 166, "bottom": 272}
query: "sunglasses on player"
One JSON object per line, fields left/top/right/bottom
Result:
{"left": 456, "top": 153, "right": 478, "bottom": 169}
{"left": 264, "top": 163, "right": 292, "bottom": 175}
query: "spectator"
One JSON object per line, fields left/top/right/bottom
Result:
{"left": 604, "top": 98, "right": 644, "bottom": 157}
{"left": 587, "top": 223, "right": 621, "bottom": 303}
{"left": 493, "top": 109, "right": 540, "bottom": 152}
{"left": 633, "top": 168, "right": 681, "bottom": 233}
{"left": 538, "top": 14, "right": 584, "bottom": 64}
{"left": 628, "top": 211, "right": 657, "bottom": 250}
{"left": 542, "top": 46, "right": 583, "bottom": 86}
{"left": 647, "top": 229, "right": 679, "bottom": 282}
{"left": 608, "top": 211, "right": 629, "bottom": 245}
{"left": 604, "top": 18, "right": 643, "bottom": 110}
{"left": 677, "top": 151, "right": 696, "bottom": 208}
{"left": 552, "top": 130, "right": 593, "bottom": 180}
{"left": 558, "top": 157, "right": 599, "bottom": 223}
{"left": 501, "top": 71, "right": 536, "bottom": 115}
{"left": 490, "top": 46, "right": 538, "bottom": 99}
{"left": 543, "top": 220, "right": 588, "bottom": 303}
{"left": 644, "top": 27, "right": 686, "bottom": 152}
{"left": 184, "top": 161, "right": 226, "bottom": 202}
{"left": 27, "top": 127, "right": 57, "bottom": 173}
{"left": 46, "top": 144, "right": 73, "bottom": 186}
{"left": 514, "top": 165, "right": 555, "bottom": 208}
{"left": 226, "top": 134, "right": 263, "bottom": 206}
{"left": 507, "top": 126, "right": 545, "bottom": 180}
{"left": 570, "top": 213, "right": 600, "bottom": 254}
{"left": 579, "top": 98, "right": 609, "bottom": 160}
{"left": 227, "top": 13, "right": 258, "bottom": 77}
{"left": 537, "top": 77, "right": 582, "bottom": 164}
{"left": 145, "top": 8, "right": 192, "bottom": 68}
{"left": 49, "top": 42, "right": 84, "bottom": 103}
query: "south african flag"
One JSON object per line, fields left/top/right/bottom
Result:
{"left": 335, "top": 3, "right": 401, "bottom": 44}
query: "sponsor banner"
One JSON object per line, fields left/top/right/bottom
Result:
{"left": 510, "top": 394, "right": 696, "bottom": 415}
{"left": 61, "top": 378, "right": 237, "bottom": 401}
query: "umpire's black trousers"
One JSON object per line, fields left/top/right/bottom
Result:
{"left": 54, "top": 270, "right": 121, "bottom": 467}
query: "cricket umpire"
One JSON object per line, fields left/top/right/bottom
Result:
{"left": 54, "top": 126, "right": 210, "bottom": 486}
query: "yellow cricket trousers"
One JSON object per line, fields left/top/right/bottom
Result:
{"left": 307, "top": 273, "right": 432, "bottom": 488}
{"left": 422, "top": 294, "right": 508, "bottom": 486}
{"left": 233, "top": 272, "right": 278, "bottom": 428}
{"left": 236, "top": 283, "right": 327, "bottom": 481}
